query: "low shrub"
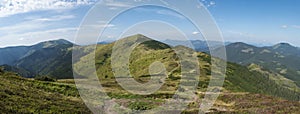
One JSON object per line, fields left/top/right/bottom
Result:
{"left": 35, "top": 75, "right": 57, "bottom": 82}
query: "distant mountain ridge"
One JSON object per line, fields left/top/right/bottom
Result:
{"left": 0, "top": 39, "right": 74, "bottom": 78}
{"left": 214, "top": 42, "right": 300, "bottom": 87}
{"left": 161, "top": 39, "right": 231, "bottom": 52}
{"left": 1, "top": 36, "right": 299, "bottom": 88}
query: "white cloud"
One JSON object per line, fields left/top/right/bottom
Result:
{"left": 157, "top": 10, "right": 185, "bottom": 19}
{"left": 85, "top": 24, "right": 116, "bottom": 29}
{"left": 209, "top": 1, "right": 216, "bottom": 6}
{"left": 200, "top": 0, "right": 216, "bottom": 8}
{"left": 105, "top": 1, "right": 132, "bottom": 10}
{"left": 280, "top": 25, "right": 300, "bottom": 29}
{"left": 84, "top": 21, "right": 116, "bottom": 29}
{"left": 281, "top": 25, "right": 288, "bottom": 29}
{"left": 105, "top": 2, "right": 132, "bottom": 8}
{"left": 192, "top": 31, "right": 200, "bottom": 35}
{"left": 0, "top": 27, "right": 78, "bottom": 48}
{"left": 0, "top": 0, "right": 97, "bottom": 17}
{"left": 32, "top": 15, "right": 75, "bottom": 22}
{"left": 292, "top": 25, "right": 300, "bottom": 29}
{"left": 0, "top": 14, "right": 76, "bottom": 35}
{"left": 19, "top": 37, "right": 25, "bottom": 41}
{"left": 227, "top": 30, "right": 255, "bottom": 38}
{"left": 0, "top": 20, "right": 47, "bottom": 35}
{"left": 133, "top": 7, "right": 186, "bottom": 19}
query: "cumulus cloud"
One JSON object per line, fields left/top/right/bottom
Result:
{"left": 0, "top": 0, "right": 97, "bottom": 17}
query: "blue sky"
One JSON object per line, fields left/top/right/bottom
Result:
{"left": 0, "top": 0, "right": 299, "bottom": 47}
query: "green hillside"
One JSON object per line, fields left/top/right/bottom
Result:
{"left": 0, "top": 68, "right": 90, "bottom": 113}
{"left": 1, "top": 63, "right": 300, "bottom": 113}
{"left": 15, "top": 39, "right": 74, "bottom": 79}
{"left": 0, "top": 39, "right": 75, "bottom": 79}
{"left": 72, "top": 34, "right": 300, "bottom": 113}
{"left": 0, "top": 64, "right": 33, "bottom": 78}
{"left": 0, "top": 46, "right": 30, "bottom": 65}
{"left": 75, "top": 35, "right": 300, "bottom": 100}
{"left": 214, "top": 42, "right": 300, "bottom": 87}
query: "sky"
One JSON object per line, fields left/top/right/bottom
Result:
{"left": 0, "top": 0, "right": 299, "bottom": 48}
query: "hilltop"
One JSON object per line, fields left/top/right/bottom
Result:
{"left": 73, "top": 34, "right": 300, "bottom": 113}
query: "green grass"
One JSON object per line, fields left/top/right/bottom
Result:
{"left": 0, "top": 72, "right": 90, "bottom": 113}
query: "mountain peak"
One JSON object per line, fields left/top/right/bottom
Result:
{"left": 47, "top": 39, "right": 73, "bottom": 45}
{"left": 117, "top": 34, "right": 170, "bottom": 50}
{"left": 120, "top": 34, "right": 152, "bottom": 42}
{"left": 35, "top": 39, "right": 73, "bottom": 48}
{"left": 228, "top": 42, "right": 256, "bottom": 48}
{"left": 127, "top": 34, "right": 149, "bottom": 40}
{"left": 274, "top": 42, "right": 293, "bottom": 47}
{"left": 273, "top": 42, "right": 294, "bottom": 49}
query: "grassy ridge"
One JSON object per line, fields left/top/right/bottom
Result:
{"left": 72, "top": 35, "right": 300, "bottom": 113}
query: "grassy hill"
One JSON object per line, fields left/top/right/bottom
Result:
{"left": 75, "top": 34, "right": 300, "bottom": 100}
{"left": 72, "top": 34, "right": 300, "bottom": 113}
{"left": 0, "top": 68, "right": 90, "bottom": 113}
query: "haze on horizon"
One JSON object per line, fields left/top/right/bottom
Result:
{"left": 0, "top": 0, "right": 299, "bottom": 48}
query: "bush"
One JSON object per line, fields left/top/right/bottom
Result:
{"left": 35, "top": 75, "right": 57, "bottom": 82}
{"left": 128, "top": 102, "right": 154, "bottom": 110}
{"left": 0, "top": 67, "right": 4, "bottom": 74}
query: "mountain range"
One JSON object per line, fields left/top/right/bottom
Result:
{"left": 73, "top": 34, "right": 299, "bottom": 100}
{"left": 0, "top": 39, "right": 74, "bottom": 78}
{"left": 72, "top": 34, "right": 300, "bottom": 113}
{"left": 1, "top": 34, "right": 300, "bottom": 113}
{"left": 1, "top": 36, "right": 299, "bottom": 84}
{"left": 214, "top": 42, "right": 300, "bottom": 87}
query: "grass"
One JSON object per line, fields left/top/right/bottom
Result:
{"left": 0, "top": 72, "right": 90, "bottom": 113}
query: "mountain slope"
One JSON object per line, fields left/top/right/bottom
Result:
{"left": 15, "top": 42, "right": 73, "bottom": 78}
{"left": 0, "top": 64, "right": 33, "bottom": 78}
{"left": 215, "top": 42, "right": 300, "bottom": 87}
{"left": 74, "top": 34, "right": 300, "bottom": 101}
{"left": 0, "top": 46, "right": 30, "bottom": 65}
{"left": 0, "top": 68, "right": 90, "bottom": 113}
{"left": 0, "top": 39, "right": 74, "bottom": 79}
{"left": 71, "top": 34, "right": 300, "bottom": 113}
